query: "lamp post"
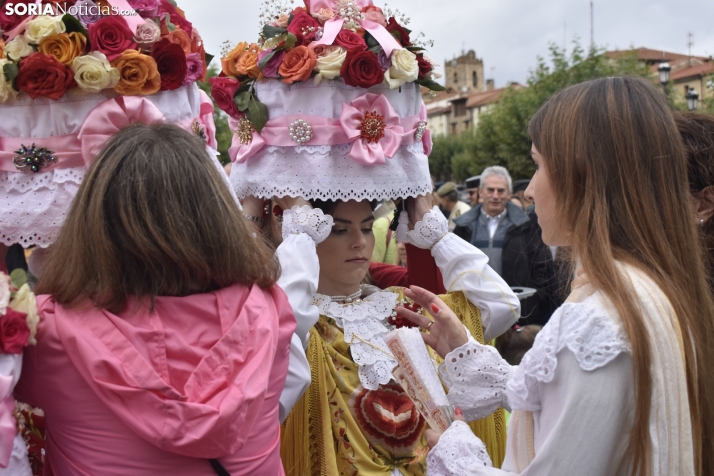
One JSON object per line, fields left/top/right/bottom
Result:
{"left": 686, "top": 88, "right": 699, "bottom": 111}
{"left": 658, "top": 62, "right": 671, "bottom": 93}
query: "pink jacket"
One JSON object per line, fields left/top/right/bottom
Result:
{"left": 15, "top": 283, "right": 295, "bottom": 475}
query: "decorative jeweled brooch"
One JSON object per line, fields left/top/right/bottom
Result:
{"left": 234, "top": 117, "right": 255, "bottom": 145}
{"left": 358, "top": 110, "right": 386, "bottom": 144}
{"left": 289, "top": 119, "right": 313, "bottom": 145}
{"left": 13, "top": 144, "right": 57, "bottom": 173}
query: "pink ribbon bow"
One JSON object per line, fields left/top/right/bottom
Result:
{"left": 310, "top": 0, "right": 402, "bottom": 57}
{"left": 339, "top": 93, "right": 403, "bottom": 165}
{"left": 78, "top": 96, "right": 165, "bottom": 166}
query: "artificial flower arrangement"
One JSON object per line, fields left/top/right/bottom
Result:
{"left": 210, "top": 0, "right": 444, "bottom": 133}
{"left": 0, "top": 0, "right": 211, "bottom": 103}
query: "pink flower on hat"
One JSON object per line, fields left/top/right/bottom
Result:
{"left": 339, "top": 93, "right": 404, "bottom": 165}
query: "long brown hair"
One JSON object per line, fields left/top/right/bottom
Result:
{"left": 674, "top": 111, "right": 714, "bottom": 286}
{"left": 528, "top": 76, "right": 714, "bottom": 476}
{"left": 35, "top": 123, "right": 279, "bottom": 312}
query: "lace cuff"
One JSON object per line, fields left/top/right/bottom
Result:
{"left": 281, "top": 205, "right": 333, "bottom": 244}
{"left": 439, "top": 337, "right": 512, "bottom": 421}
{"left": 427, "top": 420, "right": 493, "bottom": 475}
{"left": 395, "top": 206, "right": 449, "bottom": 249}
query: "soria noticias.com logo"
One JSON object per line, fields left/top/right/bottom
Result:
{"left": 4, "top": 3, "right": 138, "bottom": 16}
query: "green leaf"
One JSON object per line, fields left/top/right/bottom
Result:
{"left": 62, "top": 14, "right": 88, "bottom": 37}
{"left": 262, "top": 25, "right": 287, "bottom": 39}
{"left": 10, "top": 269, "right": 27, "bottom": 289}
{"left": 406, "top": 46, "right": 425, "bottom": 52}
{"left": 415, "top": 77, "right": 446, "bottom": 91}
{"left": 236, "top": 79, "right": 253, "bottom": 95}
{"left": 284, "top": 33, "right": 298, "bottom": 49}
{"left": 364, "top": 32, "right": 379, "bottom": 49}
{"left": 3, "top": 62, "right": 18, "bottom": 84}
{"left": 258, "top": 49, "right": 277, "bottom": 71}
{"left": 204, "top": 52, "right": 214, "bottom": 67}
{"left": 164, "top": 15, "right": 177, "bottom": 33}
{"left": 234, "top": 90, "right": 252, "bottom": 112}
{"left": 167, "top": 0, "right": 177, "bottom": 6}
{"left": 368, "top": 45, "right": 381, "bottom": 55}
{"left": 246, "top": 96, "right": 269, "bottom": 133}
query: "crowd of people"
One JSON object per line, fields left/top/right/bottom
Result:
{"left": 0, "top": 2, "right": 713, "bottom": 476}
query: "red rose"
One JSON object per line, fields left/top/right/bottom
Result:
{"left": 151, "top": 38, "right": 187, "bottom": 91}
{"left": 0, "top": 309, "right": 30, "bottom": 354}
{"left": 209, "top": 76, "right": 241, "bottom": 117}
{"left": 0, "top": 0, "right": 34, "bottom": 35}
{"left": 286, "top": 11, "right": 320, "bottom": 45}
{"left": 158, "top": 0, "right": 193, "bottom": 34}
{"left": 16, "top": 53, "right": 76, "bottom": 100}
{"left": 416, "top": 54, "right": 431, "bottom": 79}
{"left": 335, "top": 30, "right": 367, "bottom": 51}
{"left": 88, "top": 16, "right": 137, "bottom": 62}
{"left": 340, "top": 48, "right": 384, "bottom": 89}
{"left": 386, "top": 17, "right": 411, "bottom": 47}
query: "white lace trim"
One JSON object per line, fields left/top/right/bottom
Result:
{"left": 229, "top": 143, "right": 432, "bottom": 201}
{"left": 281, "top": 205, "right": 333, "bottom": 244}
{"left": 426, "top": 420, "right": 493, "bottom": 475}
{"left": 507, "top": 300, "right": 631, "bottom": 412}
{"left": 439, "top": 337, "right": 512, "bottom": 422}
{"left": 314, "top": 289, "right": 399, "bottom": 390}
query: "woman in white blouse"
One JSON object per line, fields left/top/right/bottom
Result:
{"left": 397, "top": 76, "right": 714, "bottom": 476}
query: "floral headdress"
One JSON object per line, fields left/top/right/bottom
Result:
{"left": 0, "top": 1, "right": 220, "bottom": 248}
{"left": 215, "top": 0, "right": 437, "bottom": 202}
{"left": 0, "top": 0, "right": 210, "bottom": 102}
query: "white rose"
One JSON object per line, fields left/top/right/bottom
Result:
{"left": 0, "top": 59, "right": 19, "bottom": 103}
{"left": 314, "top": 46, "right": 346, "bottom": 84}
{"left": 384, "top": 49, "right": 418, "bottom": 89}
{"left": 0, "top": 273, "right": 9, "bottom": 315}
{"left": 4, "top": 36, "right": 35, "bottom": 61}
{"left": 24, "top": 15, "right": 66, "bottom": 45}
{"left": 134, "top": 20, "right": 161, "bottom": 51}
{"left": 71, "top": 52, "right": 120, "bottom": 93}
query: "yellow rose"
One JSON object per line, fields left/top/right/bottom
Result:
{"left": 38, "top": 32, "right": 87, "bottom": 65}
{"left": 314, "top": 45, "right": 346, "bottom": 84}
{"left": 4, "top": 36, "right": 35, "bottom": 62}
{"left": 235, "top": 43, "right": 261, "bottom": 79}
{"left": 384, "top": 49, "right": 418, "bottom": 89}
{"left": 111, "top": 50, "right": 161, "bottom": 96}
{"left": 221, "top": 41, "right": 248, "bottom": 77}
{"left": 71, "top": 51, "right": 120, "bottom": 94}
{"left": 24, "top": 15, "right": 66, "bottom": 45}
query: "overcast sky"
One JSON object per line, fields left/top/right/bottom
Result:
{"left": 180, "top": 0, "right": 714, "bottom": 88}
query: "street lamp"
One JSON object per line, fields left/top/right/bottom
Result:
{"left": 686, "top": 88, "right": 699, "bottom": 111}
{"left": 658, "top": 62, "right": 671, "bottom": 89}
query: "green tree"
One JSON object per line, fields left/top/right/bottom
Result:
{"left": 197, "top": 64, "right": 233, "bottom": 165}
{"left": 430, "top": 41, "right": 652, "bottom": 181}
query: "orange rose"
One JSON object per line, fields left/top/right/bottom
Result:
{"left": 167, "top": 29, "right": 192, "bottom": 57}
{"left": 111, "top": 50, "right": 161, "bottom": 96}
{"left": 0, "top": 39, "right": 5, "bottom": 59}
{"left": 236, "top": 43, "right": 261, "bottom": 79}
{"left": 38, "top": 32, "right": 87, "bottom": 65}
{"left": 279, "top": 46, "right": 317, "bottom": 84}
{"left": 221, "top": 41, "right": 248, "bottom": 77}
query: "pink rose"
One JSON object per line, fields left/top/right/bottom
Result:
{"left": 0, "top": 308, "right": 30, "bottom": 354}
{"left": 127, "top": 0, "right": 159, "bottom": 18}
{"left": 209, "top": 76, "right": 241, "bottom": 117}
{"left": 88, "top": 16, "right": 137, "bottom": 62}
{"left": 362, "top": 5, "right": 387, "bottom": 27}
{"left": 335, "top": 30, "right": 366, "bottom": 51}
{"left": 257, "top": 48, "right": 285, "bottom": 79}
{"left": 312, "top": 8, "right": 334, "bottom": 23}
{"left": 183, "top": 52, "right": 203, "bottom": 85}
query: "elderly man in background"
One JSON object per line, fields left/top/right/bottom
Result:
{"left": 465, "top": 175, "right": 481, "bottom": 206}
{"left": 436, "top": 181, "right": 471, "bottom": 231}
{"left": 453, "top": 166, "right": 528, "bottom": 276}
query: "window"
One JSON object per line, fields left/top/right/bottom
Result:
{"left": 472, "top": 71, "right": 478, "bottom": 87}
{"left": 454, "top": 72, "right": 458, "bottom": 84}
{"left": 454, "top": 101, "right": 466, "bottom": 117}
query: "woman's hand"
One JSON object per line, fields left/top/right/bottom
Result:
{"left": 405, "top": 194, "right": 433, "bottom": 230}
{"left": 425, "top": 407, "right": 465, "bottom": 449}
{"left": 396, "top": 285, "right": 468, "bottom": 358}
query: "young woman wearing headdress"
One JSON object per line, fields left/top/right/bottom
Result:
{"left": 397, "top": 76, "right": 714, "bottom": 476}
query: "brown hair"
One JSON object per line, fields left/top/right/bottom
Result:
{"left": 528, "top": 76, "right": 714, "bottom": 476}
{"left": 35, "top": 123, "right": 279, "bottom": 312}
{"left": 674, "top": 111, "right": 714, "bottom": 286}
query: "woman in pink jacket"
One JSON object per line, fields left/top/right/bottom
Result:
{"left": 15, "top": 124, "right": 295, "bottom": 475}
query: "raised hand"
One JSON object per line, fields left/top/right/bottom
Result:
{"left": 396, "top": 285, "right": 468, "bottom": 358}
{"left": 405, "top": 194, "right": 434, "bottom": 230}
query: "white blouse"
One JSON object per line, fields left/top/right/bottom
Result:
{"left": 427, "top": 266, "right": 694, "bottom": 476}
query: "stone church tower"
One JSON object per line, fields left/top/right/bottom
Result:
{"left": 444, "top": 50, "right": 485, "bottom": 93}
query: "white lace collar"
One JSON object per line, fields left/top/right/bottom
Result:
{"left": 313, "top": 287, "right": 399, "bottom": 390}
